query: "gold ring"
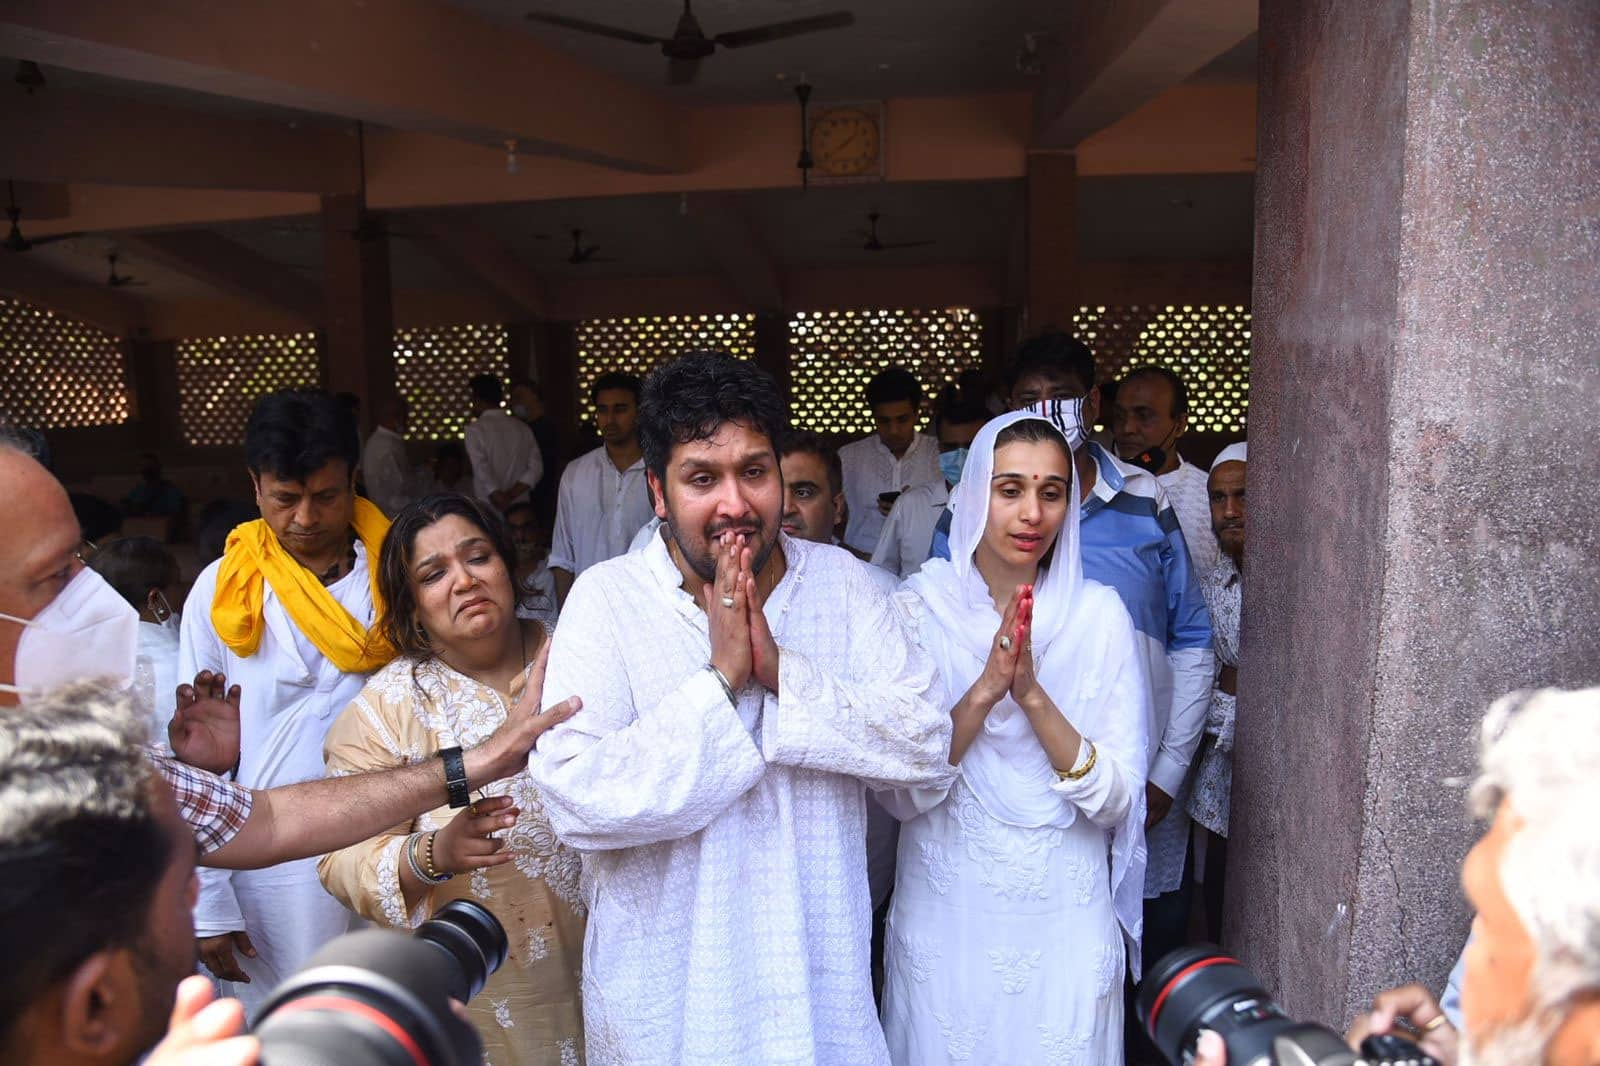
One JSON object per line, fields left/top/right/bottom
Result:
{"left": 1421, "top": 1015, "right": 1449, "bottom": 1034}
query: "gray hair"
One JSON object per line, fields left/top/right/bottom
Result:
{"left": 1470, "top": 687, "right": 1600, "bottom": 1017}
{"left": 0, "top": 681, "right": 172, "bottom": 1042}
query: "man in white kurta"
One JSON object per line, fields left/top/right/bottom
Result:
{"left": 530, "top": 351, "right": 956, "bottom": 1066}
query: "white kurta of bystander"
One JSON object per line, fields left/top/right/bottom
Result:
{"left": 180, "top": 545, "right": 375, "bottom": 1013}
{"left": 529, "top": 533, "right": 955, "bottom": 1066}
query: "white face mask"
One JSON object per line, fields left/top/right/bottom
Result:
{"left": 0, "top": 568, "right": 139, "bottom": 697}
{"left": 1024, "top": 397, "right": 1087, "bottom": 450}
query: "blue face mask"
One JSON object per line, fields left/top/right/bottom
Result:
{"left": 939, "top": 447, "right": 969, "bottom": 487}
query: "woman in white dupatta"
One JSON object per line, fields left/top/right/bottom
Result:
{"left": 880, "top": 409, "right": 1151, "bottom": 1066}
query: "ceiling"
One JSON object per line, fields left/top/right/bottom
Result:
{"left": 450, "top": 0, "right": 1070, "bottom": 104}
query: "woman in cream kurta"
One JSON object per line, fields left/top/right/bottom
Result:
{"left": 319, "top": 494, "right": 586, "bottom": 1066}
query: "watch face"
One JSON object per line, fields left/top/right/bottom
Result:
{"left": 810, "top": 107, "right": 880, "bottom": 176}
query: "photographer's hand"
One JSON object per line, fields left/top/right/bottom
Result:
{"left": 145, "top": 975, "right": 258, "bottom": 1065}
{"left": 1348, "top": 984, "right": 1458, "bottom": 1065}
{"left": 1192, "top": 1029, "right": 1227, "bottom": 1065}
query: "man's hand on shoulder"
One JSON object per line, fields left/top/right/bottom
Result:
{"left": 465, "top": 637, "right": 581, "bottom": 786}
{"left": 169, "top": 671, "right": 242, "bottom": 774}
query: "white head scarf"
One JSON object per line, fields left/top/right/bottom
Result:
{"left": 905, "top": 410, "right": 1149, "bottom": 962}
{"left": 1210, "top": 441, "right": 1248, "bottom": 471}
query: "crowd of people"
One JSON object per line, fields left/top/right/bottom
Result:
{"left": 0, "top": 334, "right": 1594, "bottom": 1066}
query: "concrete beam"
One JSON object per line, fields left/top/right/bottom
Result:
{"left": 410, "top": 214, "right": 548, "bottom": 320}
{"left": 0, "top": 0, "right": 685, "bottom": 174}
{"left": 1033, "top": 0, "right": 1257, "bottom": 148}
{"left": 685, "top": 194, "right": 784, "bottom": 313}
{"left": 119, "top": 231, "right": 322, "bottom": 322}
{"left": 0, "top": 87, "right": 359, "bottom": 193}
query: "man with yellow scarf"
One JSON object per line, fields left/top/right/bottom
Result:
{"left": 178, "top": 388, "right": 394, "bottom": 1015}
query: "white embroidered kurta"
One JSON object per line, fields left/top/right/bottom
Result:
{"left": 132, "top": 618, "right": 181, "bottom": 749}
{"left": 529, "top": 534, "right": 956, "bottom": 1066}
{"left": 320, "top": 653, "right": 586, "bottom": 1066}
{"left": 870, "top": 481, "right": 948, "bottom": 580}
{"left": 838, "top": 433, "right": 942, "bottom": 556}
{"left": 879, "top": 590, "right": 1148, "bottom": 1066}
{"left": 1190, "top": 555, "right": 1241, "bottom": 837}
{"left": 467, "top": 408, "right": 545, "bottom": 507}
{"left": 1157, "top": 458, "right": 1217, "bottom": 578}
{"left": 548, "top": 446, "right": 653, "bottom": 577}
{"left": 179, "top": 546, "right": 374, "bottom": 1014}
{"left": 362, "top": 425, "right": 415, "bottom": 517}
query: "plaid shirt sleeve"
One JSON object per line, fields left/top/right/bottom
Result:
{"left": 148, "top": 752, "right": 253, "bottom": 856}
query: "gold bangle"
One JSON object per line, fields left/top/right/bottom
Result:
{"left": 1056, "top": 740, "right": 1097, "bottom": 781}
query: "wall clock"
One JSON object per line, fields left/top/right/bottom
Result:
{"left": 808, "top": 102, "right": 884, "bottom": 182}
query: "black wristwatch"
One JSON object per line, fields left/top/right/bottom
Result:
{"left": 439, "top": 746, "right": 470, "bottom": 808}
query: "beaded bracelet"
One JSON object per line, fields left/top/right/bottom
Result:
{"left": 423, "top": 829, "right": 453, "bottom": 882}
{"left": 405, "top": 831, "right": 451, "bottom": 885}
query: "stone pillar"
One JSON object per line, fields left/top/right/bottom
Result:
{"left": 1228, "top": 0, "right": 1600, "bottom": 1028}
{"left": 531, "top": 320, "right": 582, "bottom": 463}
{"left": 752, "top": 311, "right": 792, "bottom": 418}
{"left": 124, "top": 337, "right": 183, "bottom": 455}
{"left": 1025, "top": 150, "right": 1079, "bottom": 335}
{"left": 320, "top": 193, "right": 397, "bottom": 427}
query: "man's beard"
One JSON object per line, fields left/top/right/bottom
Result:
{"left": 665, "top": 513, "right": 777, "bottom": 585}
{"left": 1458, "top": 1010, "right": 1558, "bottom": 1066}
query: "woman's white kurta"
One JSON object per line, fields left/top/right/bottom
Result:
{"left": 881, "top": 586, "right": 1149, "bottom": 1066}
{"left": 529, "top": 534, "right": 956, "bottom": 1066}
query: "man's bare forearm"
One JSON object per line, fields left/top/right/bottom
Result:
{"left": 204, "top": 758, "right": 449, "bottom": 869}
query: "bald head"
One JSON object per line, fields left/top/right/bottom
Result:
{"left": 0, "top": 447, "right": 84, "bottom": 698}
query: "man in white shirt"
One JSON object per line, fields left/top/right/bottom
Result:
{"left": 871, "top": 391, "right": 986, "bottom": 579}
{"left": 549, "top": 371, "right": 652, "bottom": 606}
{"left": 530, "top": 352, "right": 955, "bottom": 1066}
{"left": 464, "top": 373, "right": 543, "bottom": 513}
{"left": 1111, "top": 365, "right": 1217, "bottom": 577}
{"left": 360, "top": 396, "right": 413, "bottom": 518}
{"left": 180, "top": 389, "right": 385, "bottom": 1014}
{"left": 837, "top": 366, "right": 942, "bottom": 557}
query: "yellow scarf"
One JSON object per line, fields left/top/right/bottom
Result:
{"left": 211, "top": 497, "right": 395, "bottom": 673}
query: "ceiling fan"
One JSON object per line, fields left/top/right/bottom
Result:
{"left": 105, "top": 252, "right": 148, "bottom": 288}
{"left": 5, "top": 180, "right": 83, "bottom": 253}
{"left": 566, "top": 229, "right": 618, "bottom": 265}
{"left": 527, "top": 1, "right": 855, "bottom": 85}
{"left": 852, "top": 212, "right": 935, "bottom": 253}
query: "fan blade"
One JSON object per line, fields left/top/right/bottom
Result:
{"left": 526, "top": 12, "right": 665, "bottom": 46}
{"left": 714, "top": 11, "right": 854, "bottom": 49}
{"left": 667, "top": 57, "right": 702, "bottom": 85}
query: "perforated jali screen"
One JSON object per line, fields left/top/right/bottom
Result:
{"left": 574, "top": 314, "right": 756, "bottom": 423}
{"left": 789, "top": 308, "right": 984, "bottom": 436}
{"left": 0, "top": 297, "right": 130, "bottom": 428}
{"left": 394, "top": 323, "right": 511, "bottom": 441}
{"left": 175, "top": 332, "right": 322, "bottom": 446}
{"left": 1073, "top": 304, "right": 1251, "bottom": 433}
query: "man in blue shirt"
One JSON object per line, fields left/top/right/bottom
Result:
{"left": 930, "top": 332, "right": 1214, "bottom": 986}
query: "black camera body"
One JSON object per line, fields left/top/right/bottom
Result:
{"left": 253, "top": 898, "right": 508, "bottom": 1066}
{"left": 1138, "top": 946, "right": 1441, "bottom": 1066}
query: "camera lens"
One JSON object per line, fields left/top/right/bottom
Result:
{"left": 416, "top": 899, "right": 508, "bottom": 1004}
{"left": 254, "top": 899, "right": 508, "bottom": 1066}
{"left": 1138, "top": 944, "right": 1295, "bottom": 1064}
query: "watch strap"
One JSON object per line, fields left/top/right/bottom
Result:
{"left": 439, "top": 746, "right": 470, "bottom": 808}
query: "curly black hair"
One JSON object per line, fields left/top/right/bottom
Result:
{"left": 638, "top": 351, "right": 787, "bottom": 482}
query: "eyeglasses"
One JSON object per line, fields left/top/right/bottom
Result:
{"left": 74, "top": 540, "right": 99, "bottom": 566}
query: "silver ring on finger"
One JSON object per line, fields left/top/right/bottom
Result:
{"left": 721, "top": 595, "right": 736, "bottom": 608}
{"left": 999, "top": 635, "right": 1013, "bottom": 652}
